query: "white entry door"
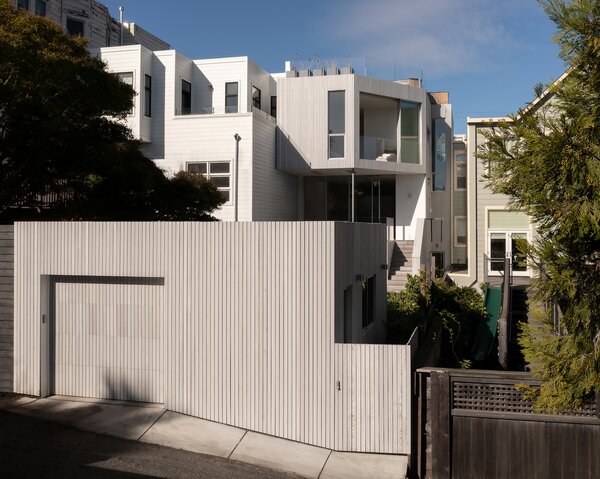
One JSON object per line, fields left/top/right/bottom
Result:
{"left": 488, "top": 232, "right": 529, "bottom": 276}
{"left": 51, "top": 277, "right": 164, "bottom": 403}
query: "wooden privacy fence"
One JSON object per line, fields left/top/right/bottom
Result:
{"left": 0, "top": 225, "right": 13, "bottom": 392}
{"left": 415, "top": 368, "right": 600, "bottom": 479}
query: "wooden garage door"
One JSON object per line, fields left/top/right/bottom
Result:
{"left": 51, "top": 277, "right": 164, "bottom": 403}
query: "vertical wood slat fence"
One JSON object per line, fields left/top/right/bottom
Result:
{"left": 0, "top": 225, "right": 13, "bottom": 392}
{"left": 416, "top": 368, "right": 600, "bottom": 479}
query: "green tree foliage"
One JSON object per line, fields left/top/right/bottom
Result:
{"left": 387, "top": 272, "right": 486, "bottom": 367}
{"left": 0, "top": 3, "right": 224, "bottom": 220}
{"left": 480, "top": 0, "right": 600, "bottom": 411}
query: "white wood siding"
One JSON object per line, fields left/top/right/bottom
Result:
{"left": 335, "top": 344, "right": 411, "bottom": 454}
{"left": 52, "top": 278, "right": 164, "bottom": 402}
{"left": 251, "top": 116, "right": 298, "bottom": 220}
{"left": 14, "top": 222, "right": 411, "bottom": 454}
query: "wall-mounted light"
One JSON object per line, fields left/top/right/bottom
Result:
{"left": 356, "top": 274, "right": 365, "bottom": 282}
{"left": 381, "top": 264, "right": 388, "bottom": 270}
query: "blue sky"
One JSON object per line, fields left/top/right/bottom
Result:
{"left": 103, "top": 0, "right": 565, "bottom": 134}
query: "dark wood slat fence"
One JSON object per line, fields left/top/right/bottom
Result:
{"left": 0, "top": 225, "right": 14, "bottom": 392}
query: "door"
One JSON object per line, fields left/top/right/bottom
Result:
{"left": 488, "top": 232, "right": 529, "bottom": 276}
{"left": 50, "top": 276, "right": 164, "bottom": 403}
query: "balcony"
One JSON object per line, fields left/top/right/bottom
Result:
{"left": 360, "top": 136, "right": 397, "bottom": 162}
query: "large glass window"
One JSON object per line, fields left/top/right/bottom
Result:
{"left": 181, "top": 79, "right": 191, "bottom": 115}
{"left": 187, "top": 161, "right": 231, "bottom": 202}
{"left": 455, "top": 153, "right": 466, "bottom": 190}
{"left": 35, "top": 0, "right": 46, "bottom": 16}
{"left": 252, "top": 85, "right": 261, "bottom": 109}
{"left": 400, "top": 102, "right": 419, "bottom": 164}
{"left": 328, "top": 91, "right": 345, "bottom": 158}
{"left": 66, "top": 18, "right": 85, "bottom": 37}
{"left": 144, "top": 74, "right": 152, "bottom": 117}
{"left": 432, "top": 119, "right": 447, "bottom": 191}
{"left": 17, "top": 0, "right": 29, "bottom": 10}
{"left": 225, "top": 82, "right": 238, "bottom": 113}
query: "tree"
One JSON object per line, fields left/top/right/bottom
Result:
{"left": 0, "top": 3, "right": 224, "bottom": 220}
{"left": 481, "top": 0, "right": 600, "bottom": 411}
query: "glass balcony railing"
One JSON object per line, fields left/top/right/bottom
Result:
{"left": 360, "top": 136, "right": 397, "bottom": 161}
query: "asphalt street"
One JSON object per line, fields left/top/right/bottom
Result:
{"left": 0, "top": 409, "right": 300, "bottom": 479}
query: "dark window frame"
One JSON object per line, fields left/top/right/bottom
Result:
{"left": 35, "top": 0, "right": 46, "bottom": 16}
{"left": 181, "top": 79, "right": 192, "bottom": 115}
{"left": 270, "top": 96, "right": 277, "bottom": 118}
{"left": 252, "top": 85, "right": 261, "bottom": 109}
{"left": 225, "top": 82, "right": 238, "bottom": 113}
{"left": 144, "top": 74, "right": 152, "bottom": 117}
{"left": 66, "top": 17, "right": 85, "bottom": 37}
{"left": 17, "top": 0, "right": 29, "bottom": 10}
{"left": 361, "top": 275, "right": 376, "bottom": 329}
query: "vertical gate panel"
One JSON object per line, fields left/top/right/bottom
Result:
{"left": 52, "top": 277, "right": 164, "bottom": 403}
{"left": 334, "top": 343, "right": 411, "bottom": 454}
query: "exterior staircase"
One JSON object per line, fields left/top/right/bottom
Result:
{"left": 387, "top": 240, "right": 414, "bottom": 292}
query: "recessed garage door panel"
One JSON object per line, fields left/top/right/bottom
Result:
{"left": 52, "top": 279, "right": 164, "bottom": 403}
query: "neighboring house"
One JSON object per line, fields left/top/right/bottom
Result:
{"left": 96, "top": 46, "right": 456, "bottom": 283}
{"left": 449, "top": 76, "right": 567, "bottom": 287}
{"left": 12, "top": 0, "right": 169, "bottom": 50}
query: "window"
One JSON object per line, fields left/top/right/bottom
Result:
{"left": 187, "top": 161, "right": 231, "bottom": 202}
{"left": 361, "top": 275, "right": 375, "bottom": 329}
{"left": 66, "top": 18, "right": 85, "bottom": 37}
{"left": 225, "top": 82, "right": 238, "bottom": 113}
{"left": 16, "top": 0, "right": 29, "bottom": 10}
{"left": 144, "top": 74, "right": 151, "bottom": 117}
{"left": 454, "top": 216, "right": 467, "bottom": 247}
{"left": 270, "top": 96, "right": 277, "bottom": 118}
{"left": 432, "top": 118, "right": 446, "bottom": 191}
{"left": 328, "top": 91, "right": 345, "bottom": 158}
{"left": 252, "top": 85, "right": 261, "bottom": 109}
{"left": 400, "top": 101, "right": 419, "bottom": 164}
{"left": 455, "top": 153, "right": 466, "bottom": 190}
{"left": 35, "top": 0, "right": 46, "bottom": 16}
{"left": 181, "top": 80, "right": 191, "bottom": 115}
{"left": 116, "top": 72, "right": 134, "bottom": 115}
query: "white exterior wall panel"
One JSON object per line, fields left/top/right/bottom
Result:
{"left": 14, "top": 222, "right": 411, "bottom": 454}
{"left": 251, "top": 116, "right": 298, "bottom": 220}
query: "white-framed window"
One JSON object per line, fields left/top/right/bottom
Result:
{"left": 115, "top": 72, "right": 134, "bottom": 116}
{"left": 455, "top": 153, "right": 466, "bottom": 191}
{"left": 454, "top": 216, "right": 467, "bottom": 247}
{"left": 187, "top": 161, "right": 231, "bottom": 202}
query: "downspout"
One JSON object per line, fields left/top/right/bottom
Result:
{"left": 234, "top": 134, "right": 241, "bottom": 221}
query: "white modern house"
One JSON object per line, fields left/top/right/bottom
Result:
{"left": 95, "top": 45, "right": 455, "bottom": 288}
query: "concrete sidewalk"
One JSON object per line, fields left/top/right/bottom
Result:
{"left": 0, "top": 395, "right": 407, "bottom": 479}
